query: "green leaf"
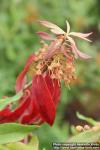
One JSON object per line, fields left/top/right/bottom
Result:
{"left": 0, "top": 145, "right": 9, "bottom": 150}
{"left": 7, "top": 142, "right": 30, "bottom": 150}
{"left": 29, "top": 135, "right": 39, "bottom": 150}
{"left": 0, "top": 92, "right": 23, "bottom": 110}
{"left": 6, "top": 135, "right": 39, "bottom": 150}
{"left": 7, "top": 142, "right": 36, "bottom": 150}
{"left": 0, "top": 123, "right": 39, "bottom": 144}
{"left": 76, "top": 112, "right": 97, "bottom": 126}
{"left": 68, "top": 128, "right": 100, "bottom": 142}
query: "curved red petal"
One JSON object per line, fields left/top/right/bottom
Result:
{"left": 45, "top": 74, "right": 61, "bottom": 106}
{"left": 0, "top": 95, "right": 30, "bottom": 123}
{"left": 44, "top": 73, "right": 54, "bottom": 96}
{"left": 0, "top": 106, "right": 11, "bottom": 116}
{"left": 15, "top": 71, "right": 27, "bottom": 93}
{"left": 16, "top": 54, "right": 36, "bottom": 92}
{"left": 32, "top": 75, "right": 56, "bottom": 125}
{"left": 20, "top": 98, "right": 39, "bottom": 124}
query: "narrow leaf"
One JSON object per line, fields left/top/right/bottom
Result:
{"left": 77, "top": 112, "right": 97, "bottom": 126}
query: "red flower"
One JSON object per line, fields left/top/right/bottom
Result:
{"left": 0, "top": 20, "right": 92, "bottom": 126}
{"left": 0, "top": 55, "right": 60, "bottom": 126}
{"left": 15, "top": 54, "right": 36, "bottom": 93}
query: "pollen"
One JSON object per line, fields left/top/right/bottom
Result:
{"left": 47, "top": 53, "right": 76, "bottom": 85}
{"left": 27, "top": 40, "right": 76, "bottom": 86}
{"left": 28, "top": 61, "right": 38, "bottom": 77}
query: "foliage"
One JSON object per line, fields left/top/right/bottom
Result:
{"left": 0, "top": 123, "right": 38, "bottom": 144}
{"left": 0, "top": 135, "right": 39, "bottom": 150}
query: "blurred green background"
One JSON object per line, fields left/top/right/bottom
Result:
{"left": 0, "top": 0, "right": 100, "bottom": 149}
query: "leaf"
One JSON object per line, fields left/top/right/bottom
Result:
{"left": 68, "top": 127, "right": 100, "bottom": 142}
{"left": 0, "top": 145, "right": 9, "bottom": 150}
{"left": 0, "top": 123, "right": 39, "bottom": 144}
{"left": 6, "top": 135, "right": 39, "bottom": 150}
{"left": 76, "top": 112, "right": 97, "bottom": 126}
{"left": 7, "top": 142, "right": 35, "bottom": 150}
{"left": 29, "top": 135, "right": 39, "bottom": 150}
{"left": 7, "top": 143, "right": 28, "bottom": 150}
{"left": 0, "top": 92, "right": 23, "bottom": 110}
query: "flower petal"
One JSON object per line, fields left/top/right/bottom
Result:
{"left": 20, "top": 89, "right": 40, "bottom": 124}
{"left": 32, "top": 75, "right": 56, "bottom": 125}
{"left": 44, "top": 39, "right": 63, "bottom": 59}
{"left": 74, "top": 49, "right": 92, "bottom": 59}
{"left": 20, "top": 99, "right": 39, "bottom": 124}
{"left": 16, "top": 54, "right": 36, "bottom": 92}
{"left": 39, "top": 20, "right": 65, "bottom": 35}
{"left": 67, "top": 36, "right": 78, "bottom": 58}
{"left": 50, "top": 28, "right": 65, "bottom": 35}
{"left": 15, "top": 71, "right": 27, "bottom": 93}
{"left": 36, "top": 32, "right": 54, "bottom": 40}
{"left": 69, "top": 32, "right": 92, "bottom": 42}
{"left": 0, "top": 95, "right": 30, "bottom": 123}
{"left": 44, "top": 73, "right": 54, "bottom": 96}
{"left": 68, "top": 36, "right": 92, "bottom": 59}
{"left": 45, "top": 74, "right": 61, "bottom": 106}
{"left": 0, "top": 107, "right": 11, "bottom": 116}
{"left": 66, "top": 20, "right": 70, "bottom": 34}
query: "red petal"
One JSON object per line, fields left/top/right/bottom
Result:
{"left": 16, "top": 54, "right": 36, "bottom": 92}
{"left": 32, "top": 75, "right": 56, "bottom": 125}
{"left": 0, "top": 95, "right": 30, "bottom": 123}
{"left": 20, "top": 98, "right": 39, "bottom": 124}
{"left": 44, "top": 74, "right": 61, "bottom": 106}
{"left": 44, "top": 73, "right": 54, "bottom": 96}
{"left": 0, "top": 107, "right": 11, "bottom": 116}
{"left": 37, "top": 32, "right": 54, "bottom": 40}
